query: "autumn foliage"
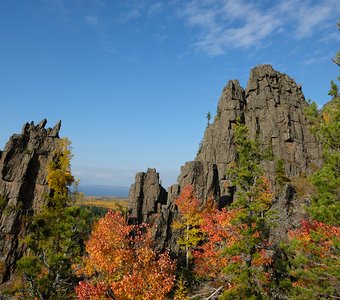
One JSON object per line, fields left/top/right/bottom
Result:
{"left": 75, "top": 210, "right": 176, "bottom": 300}
{"left": 194, "top": 179, "right": 274, "bottom": 296}
{"left": 287, "top": 219, "right": 340, "bottom": 298}
{"left": 193, "top": 204, "right": 237, "bottom": 281}
{"left": 174, "top": 178, "right": 275, "bottom": 297}
{"left": 15, "top": 138, "right": 93, "bottom": 299}
{"left": 173, "top": 185, "right": 204, "bottom": 269}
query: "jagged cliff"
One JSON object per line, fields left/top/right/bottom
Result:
{"left": 128, "top": 65, "right": 322, "bottom": 250}
{"left": 0, "top": 120, "right": 61, "bottom": 283}
{"left": 0, "top": 65, "right": 324, "bottom": 284}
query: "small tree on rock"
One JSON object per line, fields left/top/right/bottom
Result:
{"left": 17, "top": 138, "right": 92, "bottom": 299}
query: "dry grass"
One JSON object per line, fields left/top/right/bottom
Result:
{"left": 78, "top": 195, "right": 129, "bottom": 212}
{"left": 291, "top": 175, "right": 315, "bottom": 198}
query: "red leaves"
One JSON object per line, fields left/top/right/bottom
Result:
{"left": 75, "top": 211, "right": 176, "bottom": 300}
{"left": 193, "top": 207, "right": 238, "bottom": 279}
{"left": 289, "top": 219, "right": 340, "bottom": 253}
{"left": 175, "top": 185, "right": 201, "bottom": 217}
{"left": 288, "top": 219, "right": 340, "bottom": 295}
{"left": 184, "top": 179, "right": 275, "bottom": 295}
{"left": 76, "top": 282, "right": 109, "bottom": 300}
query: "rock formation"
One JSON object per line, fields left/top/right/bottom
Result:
{"left": 128, "top": 168, "right": 167, "bottom": 223}
{"left": 128, "top": 65, "right": 322, "bottom": 250}
{"left": 0, "top": 120, "right": 61, "bottom": 283}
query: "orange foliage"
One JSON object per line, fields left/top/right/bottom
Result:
{"left": 174, "top": 185, "right": 201, "bottom": 218}
{"left": 193, "top": 206, "right": 236, "bottom": 279}
{"left": 254, "top": 177, "right": 274, "bottom": 208}
{"left": 289, "top": 219, "right": 340, "bottom": 257}
{"left": 192, "top": 177, "right": 275, "bottom": 292}
{"left": 75, "top": 211, "right": 176, "bottom": 300}
{"left": 288, "top": 219, "right": 340, "bottom": 294}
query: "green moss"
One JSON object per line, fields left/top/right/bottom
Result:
{"left": 263, "top": 139, "right": 274, "bottom": 160}
{"left": 214, "top": 108, "right": 222, "bottom": 121}
{"left": 0, "top": 194, "right": 8, "bottom": 211}
{"left": 275, "top": 159, "right": 290, "bottom": 186}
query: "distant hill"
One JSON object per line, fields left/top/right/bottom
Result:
{"left": 78, "top": 185, "right": 130, "bottom": 197}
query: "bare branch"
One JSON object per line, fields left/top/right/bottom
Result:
{"left": 206, "top": 286, "right": 224, "bottom": 299}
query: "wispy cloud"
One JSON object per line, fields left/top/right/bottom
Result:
{"left": 84, "top": 15, "right": 99, "bottom": 26}
{"left": 118, "top": 8, "right": 141, "bottom": 23}
{"left": 148, "top": 2, "right": 163, "bottom": 15}
{"left": 179, "top": 0, "right": 340, "bottom": 56}
{"left": 43, "top": 0, "right": 70, "bottom": 20}
{"left": 73, "top": 167, "right": 136, "bottom": 186}
{"left": 277, "top": 0, "right": 336, "bottom": 38}
{"left": 181, "top": 0, "right": 281, "bottom": 55}
{"left": 302, "top": 51, "right": 334, "bottom": 65}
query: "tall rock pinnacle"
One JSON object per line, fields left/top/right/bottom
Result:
{"left": 0, "top": 120, "right": 61, "bottom": 283}
{"left": 196, "top": 64, "right": 321, "bottom": 178}
{"left": 128, "top": 65, "right": 323, "bottom": 251}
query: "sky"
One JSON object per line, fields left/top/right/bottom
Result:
{"left": 0, "top": 0, "right": 339, "bottom": 189}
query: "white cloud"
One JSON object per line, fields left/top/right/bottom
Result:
{"left": 73, "top": 167, "right": 136, "bottom": 186}
{"left": 179, "top": 0, "right": 340, "bottom": 56}
{"left": 277, "top": 0, "right": 336, "bottom": 39}
{"left": 181, "top": 0, "right": 281, "bottom": 55}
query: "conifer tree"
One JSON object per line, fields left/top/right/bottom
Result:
{"left": 286, "top": 62, "right": 340, "bottom": 299}
{"left": 220, "top": 119, "right": 276, "bottom": 299}
{"left": 16, "top": 138, "right": 92, "bottom": 299}
{"left": 287, "top": 219, "right": 340, "bottom": 298}
{"left": 304, "top": 78, "right": 340, "bottom": 225}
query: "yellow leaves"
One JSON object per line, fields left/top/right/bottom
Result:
{"left": 79, "top": 197, "right": 128, "bottom": 212}
{"left": 322, "top": 112, "right": 331, "bottom": 123}
{"left": 173, "top": 276, "right": 189, "bottom": 300}
{"left": 173, "top": 185, "right": 206, "bottom": 268}
{"left": 47, "top": 138, "right": 74, "bottom": 198}
{"left": 254, "top": 176, "right": 274, "bottom": 212}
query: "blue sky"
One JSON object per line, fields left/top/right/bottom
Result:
{"left": 0, "top": 0, "right": 339, "bottom": 188}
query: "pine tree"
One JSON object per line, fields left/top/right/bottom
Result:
{"left": 304, "top": 77, "right": 340, "bottom": 225}
{"left": 286, "top": 61, "right": 340, "bottom": 299}
{"left": 206, "top": 111, "right": 211, "bottom": 126}
{"left": 221, "top": 119, "right": 276, "bottom": 299}
{"left": 287, "top": 219, "right": 340, "bottom": 298}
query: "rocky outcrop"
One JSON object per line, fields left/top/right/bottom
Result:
{"left": 245, "top": 65, "right": 321, "bottom": 177}
{"left": 0, "top": 120, "right": 61, "bottom": 283}
{"left": 196, "top": 65, "right": 321, "bottom": 185}
{"left": 128, "top": 65, "right": 322, "bottom": 251}
{"left": 128, "top": 168, "right": 167, "bottom": 223}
